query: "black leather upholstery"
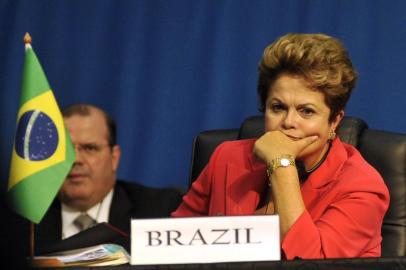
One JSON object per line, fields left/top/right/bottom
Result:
{"left": 358, "top": 129, "right": 406, "bottom": 257}
{"left": 237, "top": 115, "right": 369, "bottom": 147}
{"left": 188, "top": 115, "right": 406, "bottom": 257}
{"left": 190, "top": 116, "right": 369, "bottom": 183}
{"left": 189, "top": 129, "right": 238, "bottom": 182}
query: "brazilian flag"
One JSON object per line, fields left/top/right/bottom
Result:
{"left": 7, "top": 35, "right": 75, "bottom": 224}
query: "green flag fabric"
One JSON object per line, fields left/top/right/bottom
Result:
{"left": 7, "top": 41, "right": 75, "bottom": 224}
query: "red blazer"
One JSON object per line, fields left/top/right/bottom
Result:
{"left": 172, "top": 138, "right": 389, "bottom": 259}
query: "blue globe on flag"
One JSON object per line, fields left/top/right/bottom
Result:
{"left": 15, "top": 110, "right": 59, "bottom": 161}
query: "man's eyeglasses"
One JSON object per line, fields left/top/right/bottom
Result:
{"left": 73, "top": 143, "right": 111, "bottom": 156}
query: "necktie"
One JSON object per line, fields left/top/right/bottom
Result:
{"left": 74, "top": 214, "right": 96, "bottom": 232}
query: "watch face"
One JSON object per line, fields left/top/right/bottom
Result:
{"left": 280, "top": 158, "right": 291, "bottom": 166}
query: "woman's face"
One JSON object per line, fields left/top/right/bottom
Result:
{"left": 264, "top": 73, "right": 343, "bottom": 169}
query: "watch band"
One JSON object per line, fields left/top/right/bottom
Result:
{"left": 267, "top": 154, "right": 296, "bottom": 178}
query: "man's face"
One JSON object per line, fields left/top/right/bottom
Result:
{"left": 58, "top": 109, "right": 121, "bottom": 211}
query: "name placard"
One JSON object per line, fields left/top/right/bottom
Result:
{"left": 131, "top": 215, "right": 280, "bottom": 265}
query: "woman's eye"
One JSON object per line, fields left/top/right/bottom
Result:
{"left": 270, "top": 103, "right": 285, "bottom": 112}
{"left": 299, "top": 108, "right": 315, "bottom": 116}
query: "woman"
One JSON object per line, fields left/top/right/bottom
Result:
{"left": 172, "top": 33, "right": 389, "bottom": 259}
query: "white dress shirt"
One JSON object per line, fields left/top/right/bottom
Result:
{"left": 61, "top": 189, "right": 114, "bottom": 239}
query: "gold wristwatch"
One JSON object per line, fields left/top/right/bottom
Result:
{"left": 267, "top": 154, "right": 296, "bottom": 177}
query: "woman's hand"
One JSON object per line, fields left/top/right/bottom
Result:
{"left": 253, "top": 131, "right": 318, "bottom": 239}
{"left": 253, "top": 130, "right": 318, "bottom": 164}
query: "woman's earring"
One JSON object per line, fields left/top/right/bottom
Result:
{"left": 328, "top": 130, "right": 336, "bottom": 142}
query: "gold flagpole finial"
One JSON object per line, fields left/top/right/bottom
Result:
{"left": 24, "top": 33, "right": 32, "bottom": 44}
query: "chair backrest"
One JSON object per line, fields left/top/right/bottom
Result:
{"left": 189, "top": 129, "right": 239, "bottom": 182}
{"left": 190, "top": 116, "right": 368, "bottom": 183}
{"left": 188, "top": 115, "right": 406, "bottom": 257}
{"left": 238, "top": 115, "right": 369, "bottom": 147}
{"left": 357, "top": 129, "right": 406, "bottom": 256}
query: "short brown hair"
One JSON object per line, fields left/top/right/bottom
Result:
{"left": 62, "top": 104, "right": 117, "bottom": 146}
{"left": 257, "top": 33, "right": 358, "bottom": 122}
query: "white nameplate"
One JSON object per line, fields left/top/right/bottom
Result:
{"left": 131, "top": 215, "right": 280, "bottom": 265}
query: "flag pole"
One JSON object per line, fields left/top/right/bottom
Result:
{"left": 24, "top": 32, "right": 32, "bottom": 46}
{"left": 24, "top": 32, "right": 35, "bottom": 259}
{"left": 31, "top": 222, "right": 35, "bottom": 258}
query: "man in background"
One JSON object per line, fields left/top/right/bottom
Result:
{"left": 35, "top": 104, "right": 182, "bottom": 253}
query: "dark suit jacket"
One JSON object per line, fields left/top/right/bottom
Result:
{"left": 0, "top": 197, "right": 31, "bottom": 268}
{"left": 35, "top": 180, "right": 182, "bottom": 254}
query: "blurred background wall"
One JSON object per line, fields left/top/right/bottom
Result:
{"left": 1, "top": 0, "right": 405, "bottom": 191}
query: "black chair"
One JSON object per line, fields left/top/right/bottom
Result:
{"left": 188, "top": 115, "right": 406, "bottom": 257}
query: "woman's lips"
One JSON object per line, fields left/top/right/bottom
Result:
{"left": 285, "top": 134, "right": 302, "bottom": 141}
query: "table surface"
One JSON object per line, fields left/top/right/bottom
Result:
{"left": 28, "top": 256, "right": 406, "bottom": 270}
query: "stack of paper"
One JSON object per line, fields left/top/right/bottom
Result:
{"left": 31, "top": 243, "right": 130, "bottom": 267}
